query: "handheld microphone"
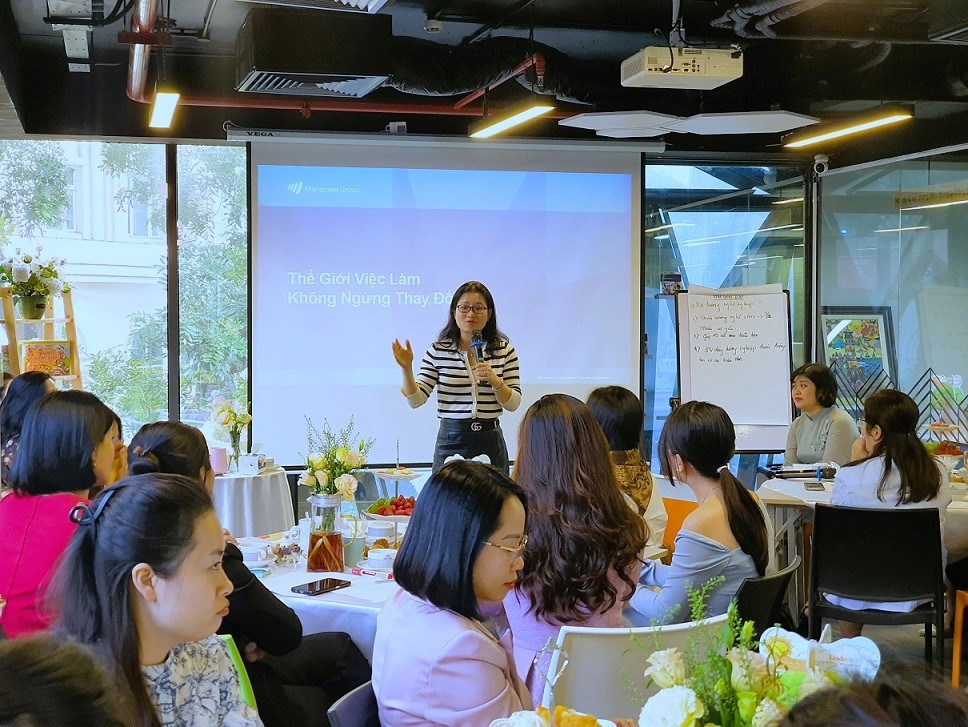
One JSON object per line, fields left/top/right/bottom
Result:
{"left": 468, "top": 330, "right": 485, "bottom": 376}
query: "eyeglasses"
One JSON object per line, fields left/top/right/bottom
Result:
{"left": 483, "top": 535, "right": 527, "bottom": 561}
{"left": 456, "top": 304, "right": 489, "bottom": 315}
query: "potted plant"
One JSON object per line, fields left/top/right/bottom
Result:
{"left": 0, "top": 246, "right": 70, "bottom": 319}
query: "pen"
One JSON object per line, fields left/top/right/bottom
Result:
{"left": 351, "top": 567, "right": 394, "bottom": 580}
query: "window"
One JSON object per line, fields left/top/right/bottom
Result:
{"left": 176, "top": 145, "right": 248, "bottom": 441}
{"left": 128, "top": 196, "right": 162, "bottom": 238}
{"left": 46, "top": 166, "right": 79, "bottom": 232}
{"left": 643, "top": 163, "right": 807, "bottom": 459}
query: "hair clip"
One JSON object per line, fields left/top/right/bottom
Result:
{"left": 69, "top": 483, "right": 129, "bottom": 532}
{"left": 717, "top": 464, "right": 729, "bottom": 473}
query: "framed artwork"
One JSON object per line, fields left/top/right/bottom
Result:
{"left": 820, "top": 306, "right": 897, "bottom": 395}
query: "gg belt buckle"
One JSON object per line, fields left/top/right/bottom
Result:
{"left": 470, "top": 420, "right": 482, "bottom": 432}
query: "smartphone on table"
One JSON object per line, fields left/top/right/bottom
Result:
{"left": 291, "top": 578, "right": 352, "bottom": 596}
{"left": 803, "top": 480, "right": 826, "bottom": 492}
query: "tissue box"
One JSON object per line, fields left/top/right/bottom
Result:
{"left": 238, "top": 453, "right": 264, "bottom": 475}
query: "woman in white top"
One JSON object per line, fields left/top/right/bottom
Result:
{"left": 392, "top": 281, "right": 521, "bottom": 473}
{"left": 830, "top": 389, "right": 952, "bottom": 636}
{"left": 786, "top": 363, "right": 858, "bottom": 466}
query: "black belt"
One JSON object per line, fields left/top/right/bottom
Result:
{"left": 439, "top": 418, "right": 501, "bottom": 433}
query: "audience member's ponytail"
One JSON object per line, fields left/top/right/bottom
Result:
{"left": 659, "top": 401, "right": 769, "bottom": 575}
{"left": 127, "top": 421, "right": 211, "bottom": 481}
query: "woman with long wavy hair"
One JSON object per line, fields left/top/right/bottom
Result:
{"left": 505, "top": 394, "right": 647, "bottom": 704}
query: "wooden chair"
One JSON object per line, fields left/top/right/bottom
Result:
{"left": 950, "top": 590, "right": 968, "bottom": 687}
{"left": 809, "top": 504, "right": 945, "bottom": 667}
{"left": 540, "top": 613, "right": 728, "bottom": 721}
{"left": 660, "top": 497, "right": 698, "bottom": 557}
{"left": 328, "top": 680, "right": 380, "bottom": 727}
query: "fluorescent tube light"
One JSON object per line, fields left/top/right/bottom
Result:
{"left": 783, "top": 108, "right": 912, "bottom": 149}
{"left": 469, "top": 101, "right": 555, "bottom": 139}
{"left": 874, "top": 225, "right": 929, "bottom": 233}
{"left": 901, "top": 198, "right": 968, "bottom": 212}
{"left": 149, "top": 90, "right": 180, "bottom": 128}
{"left": 772, "top": 197, "right": 804, "bottom": 205}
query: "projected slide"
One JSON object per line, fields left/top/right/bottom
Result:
{"left": 252, "top": 162, "right": 635, "bottom": 465}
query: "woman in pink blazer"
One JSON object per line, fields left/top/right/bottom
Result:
{"left": 372, "top": 460, "right": 532, "bottom": 726}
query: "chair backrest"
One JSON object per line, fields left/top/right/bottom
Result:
{"left": 736, "top": 555, "right": 801, "bottom": 636}
{"left": 540, "top": 613, "right": 728, "bottom": 721}
{"left": 327, "top": 680, "right": 380, "bottom": 727}
{"left": 217, "top": 634, "right": 258, "bottom": 712}
{"left": 661, "top": 498, "right": 698, "bottom": 551}
{"left": 811, "top": 504, "right": 943, "bottom": 603}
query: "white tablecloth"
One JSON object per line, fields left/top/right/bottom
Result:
{"left": 758, "top": 477, "right": 968, "bottom": 562}
{"left": 211, "top": 468, "right": 295, "bottom": 538}
{"left": 262, "top": 566, "right": 397, "bottom": 661}
{"left": 261, "top": 547, "right": 670, "bottom": 661}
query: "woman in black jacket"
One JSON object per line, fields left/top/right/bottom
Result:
{"left": 128, "top": 421, "right": 370, "bottom": 726}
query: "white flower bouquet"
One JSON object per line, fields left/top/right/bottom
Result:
{"left": 299, "top": 415, "right": 373, "bottom": 500}
{"left": 636, "top": 600, "right": 880, "bottom": 727}
{"left": 0, "top": 245, "right": 69, "bottom": 298}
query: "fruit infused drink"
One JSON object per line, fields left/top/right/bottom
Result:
{"left": 308, "top": 531, "right": 344, "bottom": 573}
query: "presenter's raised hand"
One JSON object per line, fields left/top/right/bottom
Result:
{"left": 392, "top": 338, "right": 414, "bottom": 369}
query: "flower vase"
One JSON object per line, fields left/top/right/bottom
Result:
{"left": 229, "top": 430, "right": 242, "bottom": 473}
{"left": 307, "top": 494, "right": 344, "bottom": 573}
{"left": 16, "top": 293, "right": 48, "bottom": 320}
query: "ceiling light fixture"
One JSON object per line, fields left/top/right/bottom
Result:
{"left": 783, "top": 106, "right": 913, "bottom": 149}
{"left": 874, "top": 225, "right": 930, "bottom": 233}
{"left": 772, "top": 197, "right": 804, "bottom": 205}
{"left": 901, "top": 198, "right": 968, "bottom": 212}
{"left": 149, "top": 86, "right": 180, "bottom": 128}
{"left": 469, "top": 99, "right": 555, "bottom": 139}
{"left": 645, "top": 223, "right": 696, "bottom": 233}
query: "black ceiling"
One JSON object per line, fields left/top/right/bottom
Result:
{"left": 2, "top": 0, "right": 968, "bottom": 165}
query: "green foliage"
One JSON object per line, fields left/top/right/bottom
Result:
{"left": 87, "top": 345, "right": 167, "bottom": 430}
{"left": 0, "top": 141, "right": 72, "bottom": 236}
{"left": 88, "top": 143, "right": 248, "bottom": 419}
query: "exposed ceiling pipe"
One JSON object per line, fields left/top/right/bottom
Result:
{"left": 454, "top": 53, "right": 544, "bottom": 110}
{"left": 129, "top": 91, "right": 578, "bottom": 120}
{"left": 126, "top": 0, "right": 159, "bottom": 103}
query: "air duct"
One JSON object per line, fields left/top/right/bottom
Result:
{"left": 236, "top": 9, "right": 392, "bottom": 98}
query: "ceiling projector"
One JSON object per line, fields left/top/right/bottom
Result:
{"left": 621, "top": 47, "right": 743, "bottom": 90}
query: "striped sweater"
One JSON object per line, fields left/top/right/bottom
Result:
{"left": 405, "top": 340, "right": 522, "bottom": 419}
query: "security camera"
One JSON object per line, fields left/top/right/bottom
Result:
{"left": 424, "top": 19, "right": 443, "bottom": 33}
{"left": 813, "top": 154, "right": 830, "bottom": 175}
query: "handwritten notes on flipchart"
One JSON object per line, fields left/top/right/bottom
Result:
{"left": 677, "top": 286, "right": 792, "bottom": 449}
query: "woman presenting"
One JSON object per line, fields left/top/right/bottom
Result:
{"left": 392, "top": 281, "right": 521, "bottom": 473}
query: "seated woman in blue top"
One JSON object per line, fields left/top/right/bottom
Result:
{"left": 630, "top": 401, "right": 769, "bottom": 624}
{"left": 830, "top": 388, "right": 951, "bottom": 637}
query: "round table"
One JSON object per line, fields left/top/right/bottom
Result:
{"left": 211, "top": 468, "right": 295, "bottom": 537}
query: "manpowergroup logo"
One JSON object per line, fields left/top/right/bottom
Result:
{"left": 287, "top": 181, "right": 304, "bottom": 195}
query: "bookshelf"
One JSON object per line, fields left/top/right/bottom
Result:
{"left": 0, "top": 288, "right": 82, "bottom": 389}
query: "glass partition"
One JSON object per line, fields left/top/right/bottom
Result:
{"left": 643, "top": 163, "right": 807, "bottom": 460}
{"left": 819, "top": 155, "right": 968, "bottom": 427}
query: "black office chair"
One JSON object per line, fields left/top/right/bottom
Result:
{"left": 736, "top": 555, "right": 802, "bottom": 638}
{"left": 808, "top": 504, "right": 945, "bottom": 667}
{"left": 327, "top": 680, "right": 380, "bottom": 727}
